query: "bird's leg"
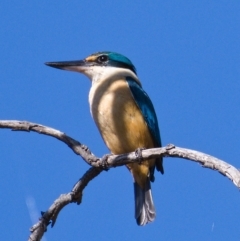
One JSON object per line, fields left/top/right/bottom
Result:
{"left": 99, "top": 154, "right": 111, "bottom": 171}
{"left": 135, "top": 147, "right": 146, "bottom": 165}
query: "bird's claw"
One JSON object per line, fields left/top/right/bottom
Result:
{"left": 100, "top": 154, "right": 110, "bottom": 171}
{"left": 166, "top": 144, "right": 175, "bottom": 150}
{"left": 135, "top": 147, "right": 145, "bottom": 164}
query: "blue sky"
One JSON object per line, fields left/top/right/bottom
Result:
{"left": 1, "top": 1, "right": 240, "bottom": 240}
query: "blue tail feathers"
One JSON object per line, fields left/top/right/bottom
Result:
{"left": 134, "top": 179, "right": 156, "bottom": 226}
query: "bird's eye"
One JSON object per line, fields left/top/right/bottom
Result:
{"left": 97, "top": 55, "right": 108, "bottom": 63}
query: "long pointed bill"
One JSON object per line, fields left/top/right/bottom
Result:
{"left": 45, "top": 60, "right": 88, "bottom": 73}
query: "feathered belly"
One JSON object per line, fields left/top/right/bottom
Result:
{"left": 89, "top": 78, "right": 155, "bottom": 187}
{"left": 89, "top": 79, "right": 154, "bottom": 154}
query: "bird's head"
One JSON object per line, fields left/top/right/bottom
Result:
{"left": 45, "top": 51, "right": 137, "bottom": 83}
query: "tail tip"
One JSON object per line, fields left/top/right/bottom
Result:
{"left": 136, "top": 214, "right": 155, "bottom": 226}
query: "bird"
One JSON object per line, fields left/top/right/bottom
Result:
{"left": 45, "top": 51, "right": 164, "bottom": 226}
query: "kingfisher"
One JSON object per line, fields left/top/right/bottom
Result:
{"left": 45, "top": 51, "right": 164, "bottom": 226}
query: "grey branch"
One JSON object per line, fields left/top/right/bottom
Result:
{"left": 1, "top": 120, "right": 240, "bottom": 241}
{"left": 28, "top": 167, "right": 102, "bottom": 241}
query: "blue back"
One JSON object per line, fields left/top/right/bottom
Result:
{"left": 126, "top": 77, "right": 164, "bottom": 175}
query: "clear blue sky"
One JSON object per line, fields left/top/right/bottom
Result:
{"left": 1, "top": 1, "right": 240, "bottom": 240}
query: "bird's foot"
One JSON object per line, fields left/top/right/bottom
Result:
{"left": 135, "top": 147, "right": 146, "bottom": 164}
{"left": 166, "top": 143, "right": 175, "bottom": 150}
{"left": 99, "top": 154, "right": 111, "bottom": 171}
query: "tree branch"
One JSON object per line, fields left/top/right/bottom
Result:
{"left": 1, "top": 120, "right": 240, "bottom": 241}
{"left": 0, "top": 120, "right": 99, "bottom": 165}
{"left": 28, "top": 167, "right": 102, "bottom": 241}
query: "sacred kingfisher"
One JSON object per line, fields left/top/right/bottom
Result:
{"left": 45, "top": 51, "right": 164, "bottom": 226}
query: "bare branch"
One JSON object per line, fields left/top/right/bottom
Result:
{"left": 1, "top": 120, "right": 240, "bottom": 241}
{"left": 105, "top": 144, "right": 240, "bottom": 188}
{"left": 1, "top": 120, "right": 239, "bottom": 188}
{"left": 0, "top": 120, "right": 99, "bottom": 165}
{"left": 28, "top": 167, "right": 102, "bottom": 241}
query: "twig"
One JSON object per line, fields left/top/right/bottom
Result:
{"left": 0, "top": 120, "right": 99, "bottom": 165}
{"left": 28, "top": 167, "right": 102, "bottom": 241}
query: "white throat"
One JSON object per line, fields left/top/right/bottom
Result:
{"left": 82, "top": 66, "right": 140, "bottom": 86}
{"left": 87, "top": 66, "right": 141, "bottom": 118}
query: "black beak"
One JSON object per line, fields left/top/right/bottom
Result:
{"left": 45, "top": 60, "right": 86, "bottom": 71}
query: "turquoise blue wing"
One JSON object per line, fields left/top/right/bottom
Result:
{"left": 126, "top": 77, "right": 164, "bottom": 175}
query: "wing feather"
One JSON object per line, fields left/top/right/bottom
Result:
{"left": 126, "top": 77, "right": 164, "bottom": 175}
